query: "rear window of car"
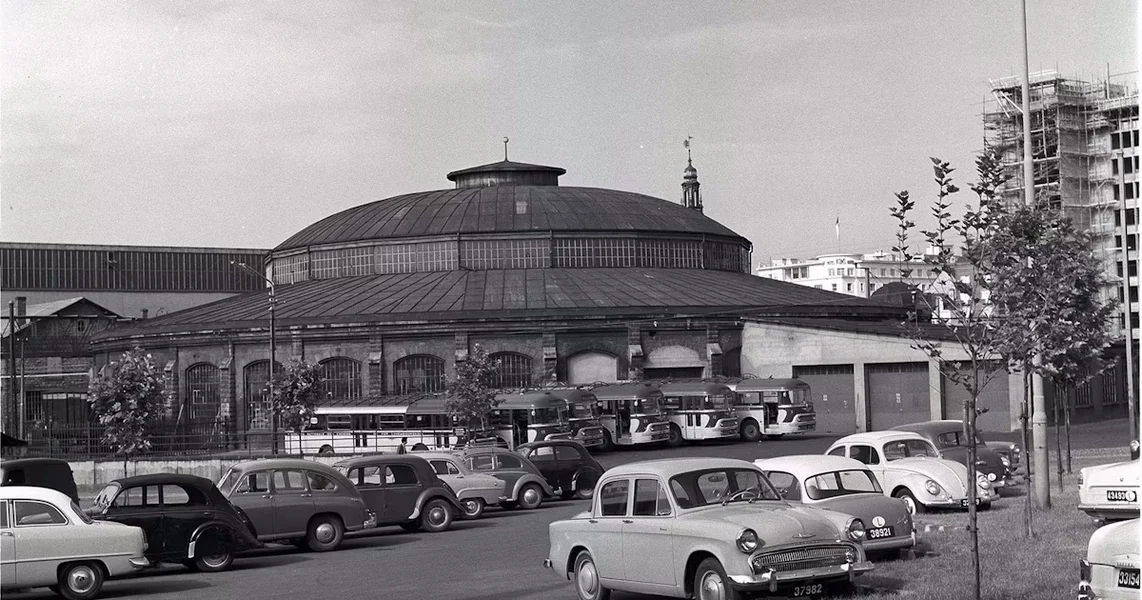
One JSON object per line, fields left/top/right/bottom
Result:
{"left": 162, "top": 484, "right": 191, "bottom": 505}
{"left": 528, "top": 447, "right": 556, "bottom": 461}
{"left": 429, "top": 460, "right": 460, "bottom": 476}
{"left": 307, "top": 472, "right": 338, "bottom": 492}
{"left": 385, "top": 465, "right": 419, "bottom": 486}
{"left": 554, "top": 446, "right": 580, "bottom": 460}
{"left": 14, "top": 500, "right": 67, "bottom": 526}
{"left": 496, "top": 454, "right": 523, "bottom": 469}
{"left": 467, "top": 455, "right": 495, "bottom": 472}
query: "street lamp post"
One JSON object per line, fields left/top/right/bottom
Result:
{"left": 232, "top": 261, "right": 278, "bottom": 455}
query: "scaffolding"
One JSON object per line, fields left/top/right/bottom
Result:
{"left": 983, "top": 70, "right": 1139, "bottom": 340}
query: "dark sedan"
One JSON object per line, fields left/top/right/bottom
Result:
{"left": 895, "top": 420, "right": 1018, "bottom": 489}
{"left": 515, "top": 439, "right": 603, "bottom": 500}
{"left": 90, "top": 473, "right": 261, "bottom": 572}
{"left": 335, "top": 454, "right": 464, "bottom": 533}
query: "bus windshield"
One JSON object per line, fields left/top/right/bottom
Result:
{"left": 569, "top": 402, "right": 597, "bottom": 420}
{"left": 632, "top": 398, "right": 662, "bottom": 415}
{"left": 529, "top": 407, "right": 563, "bottom": 425}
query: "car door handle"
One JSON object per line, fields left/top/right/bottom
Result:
{"left": 0, "top": 531, "right": 12, "bottom": 537}
{"left": 262, "top": 494, "right": 273, "bottom": 499}
{"left": 622, "top": 519, "right": 633, "bottom": 524}
{"left": 300, "top": 493, "right": 312, "bottom": 498}
{"left": 588, "top": 519, "right": 598, "bottom": 524}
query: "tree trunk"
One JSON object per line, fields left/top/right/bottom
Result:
{"left": 1064, "top": 385, "right": 1073, "bottom": 474}
{"left": 1021, "top": 367, "right": 1033, "bottom": 538}
{"left": 965, "top": 382, "right": 981, "bottom": 600}
{"left": 1054, "top": 387, "right": 1064, "bottom": 493}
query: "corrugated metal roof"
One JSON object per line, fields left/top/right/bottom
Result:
{"left": 274, "top": 186, "right": 745, "bottom": 251}
{"left": 95, "top": 269, "right": 861, "bottom": 339}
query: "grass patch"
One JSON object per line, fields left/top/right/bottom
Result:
{"left": 844, "top": 462, "right": 1105, "bottom": 600}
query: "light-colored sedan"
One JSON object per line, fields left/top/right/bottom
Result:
{"left": 1, "top": 486, "right": 149, "bottom": 600}
{"left": 415, "top": 451, "right": 506, "bottom": 519}
{"left": 826, "top": 431, "right": 998, "bottom": 514}
{"left": 1080, "top": 518, "right": 1139, "bottom": 600}
{"left": 755, "top": 455, "right": 915, "bottom": 556}
{"left": 544, "top": 458, "right": 873, "bottom": 600}
{"left": 1078, "top": 446, "right": 1140, "bottom": 522}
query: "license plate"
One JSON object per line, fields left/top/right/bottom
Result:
{"left": 790, "top": 583, "right": 824, "bottom": 597}
{"left": 959, "top": 498, "right": 982, "bottom": 507}
{"left": 1119, "top": 568, "right": 1140, "bottom": 589}
{"left": 867, "top": 526, "right": 894, "bottom": 539}
{"left": 1107, "top": 489, "right": 1137, "bottom": 502}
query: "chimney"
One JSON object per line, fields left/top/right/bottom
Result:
{"left": 15, "top": 297, "right": 26, "bottom": 327}
{"left": 141, "top": 309, "right": 149, "bottom": 320}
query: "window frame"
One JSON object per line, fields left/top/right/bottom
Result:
{"left": 13, "top": 499, "right": 70, "bottom": 527}
{"left": 597, "top": 478, "right": 631, "bottom": 518}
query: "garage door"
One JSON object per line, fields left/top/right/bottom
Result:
{"left": 867, "top": 362, "right": 930, "bottom": 431}
{"left": 942, "top": 362, "right": 1011, "bottom": 432}
{"left": 792, "top": 364, "right": 857, "bottom": 434}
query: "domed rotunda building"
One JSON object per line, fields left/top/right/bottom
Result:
{"left": 93, "top": 157, "right": 853, "bottom": 437}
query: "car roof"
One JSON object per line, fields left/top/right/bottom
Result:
{"left": 754, "top": 455, "right": 870, "bottom": 478}
{"left": 111, "top": 473, "right": 216, "bottom": 487}
{"left": 1, "top": 457, "right": 73, "bottom": 469}
{"left": 228, "top": 458, "right": 345, "bottom": 475}
{"left": 334, "top": 454, "right": 432, "bottom": 469}
{"left": 409, "top": 451, "right": 464, "bottom": 462}
{"left": 517, "top": 439, "right": 587, "bottom": 449}
{"left": 602, "top": 457, "right": 758, "bottom": 479}
{"left": 0, "top": 485, "right": 76, "bottom": 504}
{"left": 831, "top": 431, "right": 929, "bottom": 445}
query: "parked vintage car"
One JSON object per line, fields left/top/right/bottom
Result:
{"left": 826, "top": 431, "right": 998, "bottom": 514}
{"left": 516, "top": 439, "right": 604, "bottom": 500}
{"left": 414, "top": 451, "right": 506, "bottom": 519}
{"left": 218, "top": 459, "right": 375, "bottom": 552}
{"left": 1080, "top": 518, "right": 1139, "bottom": 600}
{"left": 980, "top": 434, "right": 1022, "bottom": 475}
{"left": 335, "top": 454, "right": 464, "bottom": 532}
{"left": 90, "top": 473, "right": 261, "bottom": 573}
{"left": 1078, "top": 443, "right": 1140, "bottom": 522}
{"left": 1, "top": 486, "right": 148, "bottom": 600}
{"left": 894, "top": 420, "right": 1019, "bottom": 488}
{"left": 1, "top": 457, "right": 81, "bottom": 504}
{"left": 545, "top": 458, "right": 873, "bottom": 600}
{"left": 755, "top": 455, "right": 915, "bottom": 557}
{"left": 461, "top": 446, "right": 554, "bottom": 510}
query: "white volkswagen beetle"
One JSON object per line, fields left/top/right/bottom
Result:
{"left": 1080, "top": 518, "right": 1139, "bottom": 600}
{"left": 0, "top": 486, "right": 149, "bottom": 600}
{"left": 825, "top": 431, "right": 998, "bottom": 514}
{"left": 1077, "top": 442, "right": 1140, "bottom": 522}
{"left": 545, "top": 458, "right": 873, "bottom": 600}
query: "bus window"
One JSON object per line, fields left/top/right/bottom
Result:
{"left": 376, "top": 416, "right": 404, "bottom": 430}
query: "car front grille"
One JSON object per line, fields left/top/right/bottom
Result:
{"left": 751, "top": 545, "right": 851, "bottom": 573}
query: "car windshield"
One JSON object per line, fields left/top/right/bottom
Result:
{"left": 803, "top": 469, "right": 883, "bottom": 500}
{"left": 218, "top": 469, "right": 239, "bottom": 494}
{"left": 883, "top": 439, "right": 940, "bottom": 460}
{"left": 668, "top": 468, "right": 781, "bottom": 508}
{"left": 94, "top": 483, "right": 120, "bottom": 508}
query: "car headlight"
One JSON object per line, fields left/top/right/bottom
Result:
{"left": 924, "top": 480, "right": 942, "bottom": 496}
{"left": 1080, "top": 559, "right": 1091, "bottom": 583}
{"left": 1077, "top": 472, "right": 1084, "bottom": 486}
{"left": 999, "top": 455, "right": 1011, "bottom": 469}
{"left": 846, "top": 518, "right": 866, "bottom": 542}
{"left": 977, "top": 474, "right": 992, "bottom": 490}
{"left": 736, "top": 529, "right": 761, "bottom": 553}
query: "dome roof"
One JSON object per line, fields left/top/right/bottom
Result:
{"left": 275, "top": 185, "right": 745, "bottom": 252}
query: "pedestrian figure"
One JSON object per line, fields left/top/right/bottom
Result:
{"left": 397, "top": 437, "right": 408, "bottom": 454}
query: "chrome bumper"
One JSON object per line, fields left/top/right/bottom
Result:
{"left": 862, "top": 531, "right": 916, "bottom": 552}
{"left": 729, "top": 560, "right": 874, "bottom": 592}
{"left": 129, "top": 557, "right": 151, "bottom": 569}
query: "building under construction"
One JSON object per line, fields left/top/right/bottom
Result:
{"left": 985, "top": 70, "right": 1139, "bottom": 344}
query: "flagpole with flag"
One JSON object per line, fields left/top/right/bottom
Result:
{"left": 835, "top": 215, "right": 840, "bottom": 250}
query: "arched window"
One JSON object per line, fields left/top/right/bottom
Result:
{"left": 319, "top": 358, "right": 362, "bottom": 402}
{"left": 566, "top": 351, "right": 618, "bottom": 385}
{"left": 243, "top": 360, "right": 281, "bottom": 430}
{"left": 490, "top": 352, "right": 533, "bottom": 389}
{"left": 185, "top": 363, "right": 221, "bottom": 426}
{"left": 394, "top": 355, "right": 446, "bottom": 394}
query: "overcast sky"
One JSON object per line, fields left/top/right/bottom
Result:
{"left": 2, "top": 1, "right": 1136, "bottom": 267}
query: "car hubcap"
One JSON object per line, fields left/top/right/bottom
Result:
{"left": 69, "top": 566, "right": 96, "bottom": 594}
{"left": 524, "top": 488, "right": 540, "bottom": 506}
{"left": 901, "top": 496, "right": 916, "bottom": 515}
{"left": 464, "top": 500, "right": 480, "bottom": 516}
{"left": 315, "top": 522, "right": 336, "bottom": 543}
{"left": 699, "top": 571, "right": 725, "bottom": 600}
{"left": 203, "top": 554, "right": 228, "bottom": 568}
{"left": 428, "top": 506, "right": 447, "bottom": 526}
{"left": 577, "top": 560, "right": 598, "bottom": 596}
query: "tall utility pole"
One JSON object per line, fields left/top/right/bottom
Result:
{"left": 1020, "top": 0, "right": 1051, "bottom": 510}
{"left": 232, "top": 261, "right": 278, "bottom": 455}
{"left": 1119, "top": 153, "right": 1138, "bottom": 435}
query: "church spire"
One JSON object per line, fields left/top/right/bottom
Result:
{"left": 681, "top": 136, "right": 703, "bottom": 213}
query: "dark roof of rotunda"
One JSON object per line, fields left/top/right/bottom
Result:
{"left": 94, "top": 268, "right": 881, "bottom": 340}
{"left": 446, "top": 159, "right": 566, "bottom": 181}
{"left": 274, "top": 186, "right": 745, "bottom": 252}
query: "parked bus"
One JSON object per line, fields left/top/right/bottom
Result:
{"left": 590, "top": 382, "right": 671, "bottom": 447}
{"left": 285, "top": 397, "right": 458, "bottom": 455}
{"left": 657, "top": 381, "right": 740, "bottom": 447}
{"left": 547, "top": 389, "right": 607, "bottom": 450}
{"left": 728, "top": 378, "right": 817, "bottom": 441}
{"left": 486, "top": 392, "right": 573, "bottom": 448}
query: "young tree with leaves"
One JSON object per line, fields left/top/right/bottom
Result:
{"left": 272, "top": 358, "right": 320, "bottom": 456}
{"left": 446, "top": 344, "right": 502, "bottom": 438}
{"left": 88, "top": 347, "right": 168, "bottom": 472}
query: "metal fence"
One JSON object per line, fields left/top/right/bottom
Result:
{"left": 19, "top": 422, "right": 286, "bottom": 460}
